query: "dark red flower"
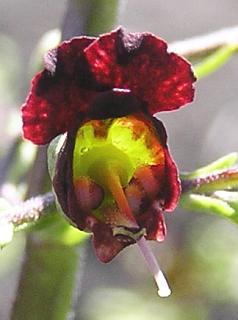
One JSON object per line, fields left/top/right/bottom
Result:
{"left": 21, "top": 28, "right": 195, "bottom": 296}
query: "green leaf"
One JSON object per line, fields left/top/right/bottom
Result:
{"left": 47, "top": 134, "right": 69, "bottom": 218}
{"left": 47, "top": 134, "right": 66, "bottom": 180}
{"left": 180, "top": 193, "right": 238, "bottom": 225}
{"left": 194, "top": 44, "right": 238, "bottom": 80}
{"left": 213, "top": 191, "right": 238, "bottom": 223}
{"left": 180, "top": 152, "right": 238, "bottom": 180}
{"left": 180, "top": 193, "right": 235, "bottom": 218}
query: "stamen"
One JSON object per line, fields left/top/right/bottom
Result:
{"left": 102, "top": 164, "right": 138, "bottom": 228}
{"left": 137, "top": 236, "right": 171, "bottom": 297}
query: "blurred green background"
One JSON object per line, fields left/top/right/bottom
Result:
{"left": 1, "top": 0, "right": 238, "bottom": 319}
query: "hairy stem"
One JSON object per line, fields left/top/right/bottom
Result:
{"left": 181, "top": 169, "right": 238, "bottom": 194}
{"left": 0, "top": 192, "right": 54, "bottom": 227}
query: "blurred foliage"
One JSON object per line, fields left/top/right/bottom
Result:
{"left": 31, "top": 207, "right": 89, "bottom": 246}
{"left": 186, "top": 217, "right": 238, "bottom": 303}
{"left": 0, "top": 198, "right": 14, "bottom": 246}
{"left": 80, "top": 287, "right": 209, "bottom": 320}
{"left": 29, "top": 29, "right": 61, "bottom": 74}
{"left": 7, "top": 139, "right": 37, "bottom": 186}
{"left": 0, "top": 34, "right": 21, "bottom": 105}
{"left": 180, "top": 193, "right": 237, "bottom": 220}
{"left": 10, "top": 237, "right": 80, "bottom": 320}
{"left": 0, "top": 233, "right": 25, "bottom": 295}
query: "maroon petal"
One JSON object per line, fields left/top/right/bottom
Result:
{"left": 91, "top": 221, "right": 131, "bottom": 263}
{"left": 22, "top": 37, "right": 96, "bottom": 145}
{"left": 85, "top": 28, "right": 196, "bottom": 116}
{"left": 162, "top": 147, "right": 181, "bottom": 211}
{"left": 148, "top": 210, "right": 167, "bottom": 242}
{"left": 53, "top": 130, "right": 88, "bottom": 230}
{"left": 139, "top": 207, "right": 166, "bottom": 242}
{"left": 150, "top": 116, "right": 181, "bottom": 211}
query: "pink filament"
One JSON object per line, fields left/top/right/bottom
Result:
{"left": 137, "top": 236, "right": 171, "bottom": 297}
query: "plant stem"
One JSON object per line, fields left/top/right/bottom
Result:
{"left": 0, "top": 136, "right": 21, "bottom": 185}
{"left": 11, "top": 236, "right": 80, "bottom": 320}
{"left": 0, "top": 192, "right": 54, "bottom": 227}
{"left": 85, "top": 0, "right": 120, "bottom": 36}
{"left": 62, "top": 0, "right": 120, "bottom": 39}
{"left": 169, "top": 25, "right": 238, "bottom": 60}
{"left": 181, "top": 169, "right": 238, "bottom": 194}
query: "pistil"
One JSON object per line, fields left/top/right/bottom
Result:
{"left": 137, "top": 237, "right": 171, "bottom": 297}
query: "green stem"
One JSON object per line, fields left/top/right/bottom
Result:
{"left": 62, "top": 0, "right": 120, "bottom": 40}
{"left": 11, "top": 236, "right": 80, "bottom": 320}
{"left": 0, "top": 136, "right": 21, "bottom": 185}
{"left": 181, "top": 169, "right": 238, "bottom": 195}
{"left": 86, "top": 0, "right": 120, "bottom": 35}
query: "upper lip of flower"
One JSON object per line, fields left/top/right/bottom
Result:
{"left": 21, "top": 27, "right": 196, "bottom": 145}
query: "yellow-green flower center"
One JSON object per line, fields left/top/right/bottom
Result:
{"left": 73, "top": 114, "right": 165, "bottom": 222}
{"left": 74, "top": 115, "right": 164, "bottom": 179}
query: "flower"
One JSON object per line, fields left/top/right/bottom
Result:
{"left": 22, "top": 28, "right": 195, "bottom": 296}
